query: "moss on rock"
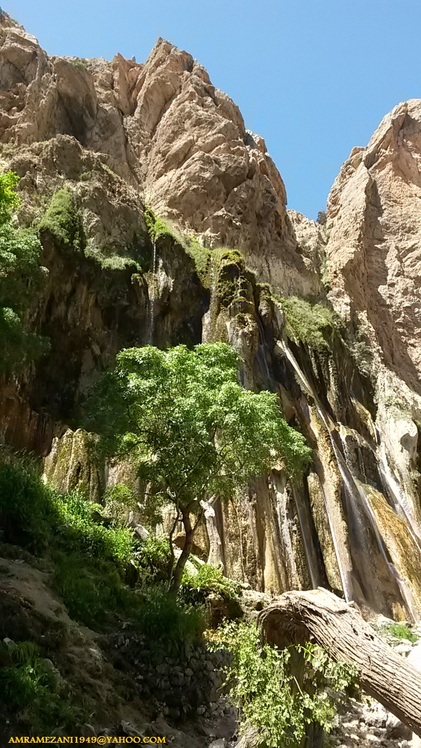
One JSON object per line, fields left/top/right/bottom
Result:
{"left": 277, "top": 296, "right": 338, "bottom": 351}
{"left": 39, "top": 188, "right": 84, "bottom": 251}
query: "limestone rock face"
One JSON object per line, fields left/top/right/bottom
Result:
{"left": 326, "top": 100, "right": 421, "bottom": 395}
{"left": 0, "top": 14, "right": 320, "bottom": 297}
{"left": 1, "top": 12, "right": 421, "bottom": 622}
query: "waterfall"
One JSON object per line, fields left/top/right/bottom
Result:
{"left": 274, "top": 477, "right": 299, "bottom": 586}
{"left": 255, "top": 315, "right": 273, "bottom": 389}
{"left": 276, "top": 338, "right": 418, "bottom": 619}
{"left": 292, "top": 485, "right": 321, "bottom": 589}
{"left": 148, "top": 240, "right": 157, "bottom": 345}
{"left": 378, "top": 442, "right": 421, "bottom": 546}
{"left": 276, "top": 339, "right": 353, "bottom": 601}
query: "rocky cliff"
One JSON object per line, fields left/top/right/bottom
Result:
{"left": 1, "top": 12, "right": 421, "bottom": 624}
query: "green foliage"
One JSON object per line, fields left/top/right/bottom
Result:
{"left": 377, "top": 621, "right": 419, "bottom": 643}
{"left": 184, "top": 236, "right": 212, "bottom": 286}
{"left": 136, "top": 535, "right": 172, "bottom": 584}
{"left": 96, "top": 253, "right": 141, "bottom": 272}
{"left": 0, "top": 452, "right": 52, "bottom": 550}
{"left": 0, "top": 174, "right": 47, "bottom": 372}
{"left": 0, "top": 450, "right": 133, "bottom": 562}
{"left": 0, "top": 170, "right": 20, "bottom": 224}
{"left": 135, "top": 585, "right": 206, "bottom": 656}
{"left": 212, "top": 621, "right": 357, "bottom": 748}
{"left": 144, "top": 206, "right": 175, "bottom": 242}
{"left": 0, "top": 640, "right": 83, "bottom": 732}
{"left": 52, "top": 491, "right": 133, "bottom": 563}
{"left": 0, "top": 452, "right": 208, "bottom": 653}
{"left": 0, "top": 451, "right": 137, "bottom": 629}
{"left": 85, "top": 343, "right": 311, "bottom": 501}
{"left": 52, "top": 549, "right": 134, "bottom": 629}
{"left": 181, "top": 563, "right": 241, "bottom": 605}
{"left": 39, "top": 188, "right": 84, "bottom": 251}
{"left": 85, "top": 342, "right": 311, "bottom": 592}
{"left": 279, "top": 296, "right": 338, "bottom": 351}
{"left": 0, "top": 306, "right": 47, "bottom": 372}
{"left": 69, "top": 58, "right": 89, "bottom": 70}
{"left": 103, "top": 482, "right": 138, "bottom": 525}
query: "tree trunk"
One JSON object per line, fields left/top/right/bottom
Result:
{"left": 168, "top": 510, "right": 194, "bottom": 595}
{"left": 259, "top": 588, "right": 421, "bottom": 737}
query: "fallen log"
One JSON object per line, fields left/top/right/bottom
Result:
{"left": 258, "top": 588, "right": 421, "bottom": 737}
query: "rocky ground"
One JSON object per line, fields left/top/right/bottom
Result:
{"left": 1, "top": 548, "right": 420, "bottom": 747}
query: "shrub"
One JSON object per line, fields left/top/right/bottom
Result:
{"left": 39, "top": 188, "right": 84, "bottom": 251}
{"left": 0, "top": 452, "right": 51, "bottom": 550}
{"left": 135, "top": 535, "right": 172, "bottom": 584}
{"left": 211, "top": 621, "right": 357, "bottom": 747}
{"left": 103, "top": 482, "right": 138, "bottom": 526}
{"left": 144, "top": 207, "right": 175, "bottom": 243}
{"left": 181, "top": 563, "right": 241, "bottom": 603}
{"left": 52, "top": 550, "right": 135, "bottom": 629}
{"left": 0, "top": 170, "right": 20, "bottom": 224}
{"left": 0, "top": 452, "right": 134, "bottom": 563}
{"left": 135, "top": 585, "right": 206, "bottom": 657}
{"left": 0, "top": 453, "right": 136, "bottom": 630}
{"left": 51, "top": 490, "right": 133, "bottom": 564}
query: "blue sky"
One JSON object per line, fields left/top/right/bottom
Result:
{"left": 6, "top": 0, "right": 421, "bottom": 219}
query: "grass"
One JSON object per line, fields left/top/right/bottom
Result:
{"left": 0, "top": 640, "right": 84, "bottom": 733}
{"left": 135, "top": 585, "right": 206, "bottom": 657}
{"left": 0, "top": 450, "right": 207, "bottom": 646}
{"left": 377, "top": 621, "right": 419, "bottom": 644}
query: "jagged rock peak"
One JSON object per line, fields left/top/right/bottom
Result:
{"left": 326, "top": 98, "right": 421, "bottom": 395}
{"left": 0, "top": 16, "right": 321, "bottom": 298}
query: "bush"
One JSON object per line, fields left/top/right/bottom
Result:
{"left": 39, "top": 188, "right": 84, "bottom": 251}
{"left": 52, "top": 491, "right": 133, "bottom": 564}
{"left": 103, "top": 482, "right": 138, "bottom": 526}
{"left": 135, "top": 585, "right": 206, "bottom": 657}
{"left": 135, "top": 535, "right": 172, "bottom": 584}
{"left": 211, "top": 621, "right": 357, "bottom": 747}
{"left": 0, "top": 452, "right": 134, "bottom": 562}
{"left": 0, "top": 453, "right": 137, "bottom": 630}
{"left": 144, "top": 207, "right": 175, "bottom": 243}
{"left": 0, "top": 170, "right": 20, "bottom": 224}
{"left": 0, "top": 453, "right": 51, "bottom": 550}
{"left": 52, "top": 550, "right": 135, "bottom": 629}
{"left": 181, "top": 563, "right": 241, "bottom": 604}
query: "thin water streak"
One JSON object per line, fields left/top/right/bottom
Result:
{"left": 148, "top": 240, "right": 157, "bottom": 344}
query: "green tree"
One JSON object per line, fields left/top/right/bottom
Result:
{"left": 0, "top": 170, "right": 20, "bottom": 224}
{"left": 0, "top": 172, "right": 47, "bottom": 372}
{"left": 85, "top": 343, "right": 311, "bottom": 593}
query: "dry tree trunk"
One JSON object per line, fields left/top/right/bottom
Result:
{"left": 258, "top": 588, "right": 421, "bottom": 737}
